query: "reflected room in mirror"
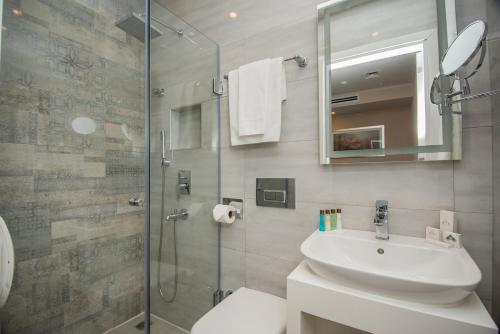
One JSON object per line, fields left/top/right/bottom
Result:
{"left": 317, "top": 0, "right": 462, "bottom": 164}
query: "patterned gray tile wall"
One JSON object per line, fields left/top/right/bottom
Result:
{"left": 161, "top": 0, "right": 497, "bottom": 313}
{"left": 0, "top": 0, "right": 145, "bottom": 333}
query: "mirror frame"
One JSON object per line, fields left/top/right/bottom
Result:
{"left": 317, "top": 0, "right": 462, "bottom": 164}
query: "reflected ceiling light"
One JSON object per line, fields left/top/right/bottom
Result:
{"left": 365, "top": 71, "right": 380, "bottom": 79}
{"left": 1, "top": 26, "right": 7, "bottom": 31}
{"left": 330, "top": 44, "right": 423, "bottom": 70}
{"left": 331, "top": 111, "right": 336, "bottom": 115}
{"left": 340, "top": 81, "right": 348, "bottom": 85}
{"left": 11, "top": 9, "right": 22, "bottom": 16}
{"left": 229, "top": 11, "right": 238, "bottom": 19}
{"left": 71, "top": 117, "right": 97, "bottom": 135}
{"left": 372, "top": 31, "right": 379, "bottom": 37}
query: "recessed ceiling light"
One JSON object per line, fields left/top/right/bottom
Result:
{"left": 331, "top": 111, "right": 336, "bottom": 115}
{"left": 12, "top": 9, "right": 23, "bottom": 16}
{"left": 340, "top": 81, "right": 348, "bottom": 85}
{"left": 365, "top": 71, "right": 380, "bottom": 79}
{"left": 371, "top": 31, "right": 379, "bottom": 37}
{"left": 229, "top": 11, "right": 238, "bottom": 19}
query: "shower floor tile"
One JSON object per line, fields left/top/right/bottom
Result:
{"left": 106, "top": 313, "right": 189, "bottom": 334}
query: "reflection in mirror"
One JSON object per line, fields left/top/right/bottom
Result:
{"left": 318, "top": 0, "right": 461, "bottom": 164}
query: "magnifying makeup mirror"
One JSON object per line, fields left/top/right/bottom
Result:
{"left": 430, "top": 20, "right": 499, "bottom": 109}
{"left": 441, "top": 20, "right": 487, "bottom": 79}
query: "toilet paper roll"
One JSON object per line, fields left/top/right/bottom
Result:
{"left": 213, "top": 204, "right": 236, "bottom": 224}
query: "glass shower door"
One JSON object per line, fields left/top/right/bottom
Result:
{"left": 147, "top": 2, "right": 220, "bottom": 332}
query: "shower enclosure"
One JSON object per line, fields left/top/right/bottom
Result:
{"left": 0, "top": 0, "right": 220, "bottom": 333}
{"left": 147, "top": 1, "right": 221, "bottom": 332}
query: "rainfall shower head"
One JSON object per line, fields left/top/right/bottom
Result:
{"left": 115, "top": 12, "right": 187, "bottom": 43}
{"left": 115, "top": 13, "right": 162, "bottom": 42}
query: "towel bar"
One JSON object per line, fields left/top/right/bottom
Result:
{"left": 223, "top": 54, "right": 307, "bottom": 79}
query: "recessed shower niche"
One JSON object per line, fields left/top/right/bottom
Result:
{"left": 170, "top": 104, "right": 202, "bottom": 150}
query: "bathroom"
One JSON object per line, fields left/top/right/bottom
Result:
{"left": 0, "top": 0, "right": 499, "bottom": 333}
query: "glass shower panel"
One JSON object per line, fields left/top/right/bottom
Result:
{"left": 0, "top": 1, "right": 145, "bottom": 333}
{"left": 149, "top": 2, "right": 220, "bottom": 331}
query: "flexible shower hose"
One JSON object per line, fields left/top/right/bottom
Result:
{"left": 157, "top": 165, "right": 178, "bottom": 303}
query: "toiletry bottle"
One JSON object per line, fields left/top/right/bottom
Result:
{"left": 336, "top": 208, "right": 343, "bottom": 232}
{"left": 330, "top": 209, "right": 337, "bottom": 231}
{"left": 324, "top": 210, "right": 331, "bottom": 231}
{"left": 319, "top": 210, "right": 325, "bottom": 232}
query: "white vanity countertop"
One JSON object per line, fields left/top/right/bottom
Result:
{"left": 287, "top": 261, "right": 497, "bottom": 334}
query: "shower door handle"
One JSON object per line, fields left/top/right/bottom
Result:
{"left": 160, "top": 130, "right": 172, "bottom": 166}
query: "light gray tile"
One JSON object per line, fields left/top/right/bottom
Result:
{"left": 460, "top": 53, "right": 492, "bottom": 128}
{"left": 243, "top": 140, "right": 454, "bottom": 211}
{"left": 386, "top": 209, "right": 440, "bottom": 237}
{"left": 220, "top": 40, "right": 246, "bottom": 83}
{"left": 280, "top": 77, "right": 319, "bottom": 143}
{"left": 220, "top": 215, "right": 245, "bottom": 252}
{"left": 242, "top": 16, "right": 318, "bottom": 82}
{"left": 455, "top": 0, "right": 487, "bottom": 30}
{"left": 245, "top": 252, "right": 298, "bottom": 298}
{"left": 244, "top": 201, "right": 319, "bottom": 262}
{"left": 160, "top": 0, "right": 324, "bottom": 45}
{"left": 221, "top": 247, "right": 246, "bottom": 291}
{"left": 454, "top": 127, "right": 493, "bottom": 213}
{"left": 489, "top": 39, "right": 500, "bottom": 127}
{"left": 494, "top": 125, "right": 500, "bottom": 316}
{"left": 456, "top": 212, "right": 493, "bottom": 301}
{"left": 221, "top": 146, "right": 245, "bottom": 197}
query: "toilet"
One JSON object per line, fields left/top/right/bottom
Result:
{"left": 191, "top": 287, "right": 286, "bottom": 334}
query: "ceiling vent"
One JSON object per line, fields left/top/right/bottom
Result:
{"left": 331, "top": 95, "right": 359, "bottom": 104}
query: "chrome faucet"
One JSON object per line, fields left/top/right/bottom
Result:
{"left": 374, "top": 200, "right": 389, "bottom": 240}
{"left": 166, "top": 208, "right": 189, "bottom": 222}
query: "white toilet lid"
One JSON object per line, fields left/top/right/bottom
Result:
{"left": 191, "top": 287, "right": 286, "bottom": 334}
{"left": 0, "top": 215, "right": 14, "bottom": 308}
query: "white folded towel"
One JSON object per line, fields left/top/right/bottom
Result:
{"left": 237, "top": 58, "right": 270, "bottom": 136}
{"left": 229, "top": 57, "right": 286, "bottom": 146}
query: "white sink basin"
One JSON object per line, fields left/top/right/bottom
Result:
{"left": 301, "top": 229, "right": 481, "bottom": 305}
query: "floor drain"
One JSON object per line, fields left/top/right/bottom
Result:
{"left": 135, "top": 320, "right": 153, "bottom": 330}
{"left": 377, "top": 248, "right": 385, "bottom": 254}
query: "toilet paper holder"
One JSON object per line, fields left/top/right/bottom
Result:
{"left": 222, "top": 197, "right": 243, "bottom": 219}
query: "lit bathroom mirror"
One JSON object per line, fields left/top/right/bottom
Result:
{"left": 317, "top": 0, "right": 462, "bottom": 164}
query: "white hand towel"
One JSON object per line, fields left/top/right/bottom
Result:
{"left": 237, "top": 58, "right": 270, "bottom": 136}
{"left": 229, "top": 57, "right": 286, "bottom": 146}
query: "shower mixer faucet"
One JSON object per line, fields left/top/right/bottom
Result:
{"left": 166, "top": 208, "right": 189, "bottom": 222}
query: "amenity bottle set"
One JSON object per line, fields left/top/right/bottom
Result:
{"left": 319, "top": 209, "right": 342, "bottom": 232}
